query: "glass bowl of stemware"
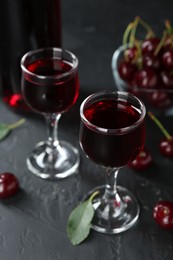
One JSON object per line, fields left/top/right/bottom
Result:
{"left": 111, "top": 45, "right": 173, "bottom": 116}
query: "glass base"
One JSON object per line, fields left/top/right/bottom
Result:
{"left": 27, "top": 140, "right": 80, "bottom": 180}
{"left": 85, "top": 185, "right": 140, "bottom": 234}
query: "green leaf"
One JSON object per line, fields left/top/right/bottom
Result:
{"left": 0, "top": 118, "right": 25, "bottom": 141}
{"left": 67, "top": 191, "right": 99, "bottom": 246}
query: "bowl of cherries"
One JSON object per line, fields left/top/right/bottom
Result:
{"left": 112, "top": 17, "right": 173, "bottom": 116}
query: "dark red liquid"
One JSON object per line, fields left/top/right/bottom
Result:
{"left": 80, "top": 99, "right": 146, "bottom": 167}
{"left": 22, "top": 58, "right": 79, "bottom": 114}
{"left": 0, "top": 0, "right": 61, "bottom": 112}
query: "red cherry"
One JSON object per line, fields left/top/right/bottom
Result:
{"left": 124, "top": 47, "right": 137, "bottom": 63}
{"left": 133, "top": 68, "right": 158, "bottom": 89}
{"left": 160, "top": 138, "right": 173, "bottom": 157}
{"left": 141, "top": 38, "right": 160, "bottom": 55}
{"left": 163, "top": 37, "right": 173, "bottom": 51}
{"left": 0, "top": 173, "right": 19, "bottom": 198}
{"left": 153, "top": 201, "right": 173, "bottom": 229}
{"left": 160, "top": 71, "right": 173, "bottom": 89}
{"left": 118, "top": 60, "right": 136, "bottom": 81}
{"left": 148, "top": 90, "right": 172, "bottom": 109}
{"left": 148, "top": 112, "right": 173, "bottom": 158}
{"left": 162, "top": 49, "right": 173, "bottom": 69}
{"left": 129, "top": 149, "right": 152, "bottom": 170}
{"left": 143, "top": 54, "right": 161, "bottom": 71}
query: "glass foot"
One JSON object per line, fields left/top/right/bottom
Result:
{"left": 27, "top": 140, "right": 80, "bottom": 180}
{"left": 85, "top": 185, "right": 140, "bottom": 234}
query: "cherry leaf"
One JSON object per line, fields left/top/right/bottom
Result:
{"left": 0, "top": 119, "right": 25, "bottom": 141}
{"left": 67, "top": 191, "right": 99, "bottom": 246}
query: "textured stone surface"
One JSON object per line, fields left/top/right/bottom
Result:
{"left": 0, "top": 0, "right": 173, "bottom": 259}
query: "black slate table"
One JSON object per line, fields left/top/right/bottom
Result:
{"left": 1, "top": 0, "right": 173, "bottom": 259}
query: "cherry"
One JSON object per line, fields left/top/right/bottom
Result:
{"left": 153, "top": 201, "right": 173, "bottom": 229}
{"left": 0, "top": 173, "right": 19, "bottom": 199}
{"left": 164, "top": 37, "right": 173, "bottom": 51}
{"left": 133, "top": 68, "right": 158, "bottom": 89}
{"left": 129, "top": 148, "right": 152, "bottom": 170}
{"left": 142, "top": 54, "right": 161, "bottom": 71}
{"left": 124, "top": 47, "right": 137, "bottom": 63}
{"left": 148, "top": 111, "right": 173, "bottom": 158}
{"left": 160, "top": 138, "right": 173, "bottom": 157}
{"left": 148, "top": 90, "right": 172, "bottom": 109}
{"left": 141, "top": 38, "right": 160, "bottom": 55}
{"left": 160, "top": 71, "right": 173, "bottom": 89}
{"left": 118, "top": 60, "right": 136, "bottom": 81}
{"left": 162, "top": 49, "right": 173, "bottom": 69}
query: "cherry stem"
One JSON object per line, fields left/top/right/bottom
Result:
{"left": 165, "top": 19, "right": 173, "bottom": 35}
{"left": 134, "top": 39, "right": 143, "bottom": 69}
{"left": 154, "top": 30, "right": 168, "bottom": 56}
{"left": 122, "top": 22, "right": 134, "bottom": 47}
{"left": 138, "top": 17, "right": 155, "bottom": 38}
{"left": 148, "top": 111, "right": 172, "bottom": 140}
{"left": 89, "top": 190, "right": 100, "bottom": 202}
{"left": 129, "top": 17, "right": 140, "bottom": 46}
{"left": 8, "top": 118, "right": 26, "bottom": 130}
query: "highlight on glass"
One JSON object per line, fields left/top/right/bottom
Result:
{"left": 21, "top": 47, "right": 80, "bottom": 180}
{"left": 79, "top": 90, "right": 146, "bottom": 234}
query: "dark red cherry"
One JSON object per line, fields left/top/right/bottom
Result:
{"left": 142, "top": 55, "right": 161, "bottom": 71}
{"left": 148, "top": 90, "right": 172, "bottom": 109}
{"left": 141, "top": 38, "right": 160, "bottom": 55}
{"left": 160, "top": 138, "right": 173, "bottom": 157}
{"left": 164, "top": 36, "right": 173, "bottom": 51}
{"left": 133, "top": 68, "right": 158, "bottom": 89}
{"left": 153, "top": 201, "right": 173, "bottom": 229}
{"left": 162, "top": 49, "right": 173, "bottom": 69}
{"left": 160, "top": 71, "right": 173, "bottom": 89}
{"left": 124, "top": 47, "right": 137, "bottom": 63}
{"left": 118, "top": 60, "right": 136, "bottom": 81}
{"left": 148, "top": 112, "right": 173, "bottom": 158}
{"left": 129, "top": 149, "right": 152, "bottom": 170}
{"left": 0, "top": 173, "right": 19, "bottom": 199}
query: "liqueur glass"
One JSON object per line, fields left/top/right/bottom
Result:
{"left": 21, "top": 47, "right": 80, "bottom": 180}
{"left": 80, "top": 90, "right": 146, "bottom": 233}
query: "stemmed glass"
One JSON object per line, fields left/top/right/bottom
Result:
{"left": 21, "top": 47, "right": 80, "bottom": 180}
{"left": 79, "top": 90, "right": 146, "bottom": 234}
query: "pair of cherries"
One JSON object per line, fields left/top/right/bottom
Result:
{"left": 129, "top": 111, "right": 173, "bottom": 171}
{"left": 148, "top": 111, "right": 173, "bottom": 158}
{"left": 129, "top": 148, "right": 173, "bottom": 230}
{"left": 129, "top": 160, "right": 173, "bottom": 230}
{"left": 148, "top": 112, "right": 173, "bottom": 229}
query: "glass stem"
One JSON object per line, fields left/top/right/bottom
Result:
{"left": 104, "top": 167, "right": 121, "bottom": 206}
{"left": 45, "top": 113, "right": 61, "bottom": 150}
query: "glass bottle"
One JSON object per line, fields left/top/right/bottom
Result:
{"left": 0, "top": 0, "right": 62, "bottom": 113}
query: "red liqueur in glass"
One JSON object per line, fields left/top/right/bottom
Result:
{"left": 80, "top": 99, "right": 146, "bottom": 167}
{"left": 23, "top": 58, "right": 79, "bottom": 114}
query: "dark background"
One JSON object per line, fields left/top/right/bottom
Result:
{"left": 0, "top": 0, "right": 173, "bottom": 259}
